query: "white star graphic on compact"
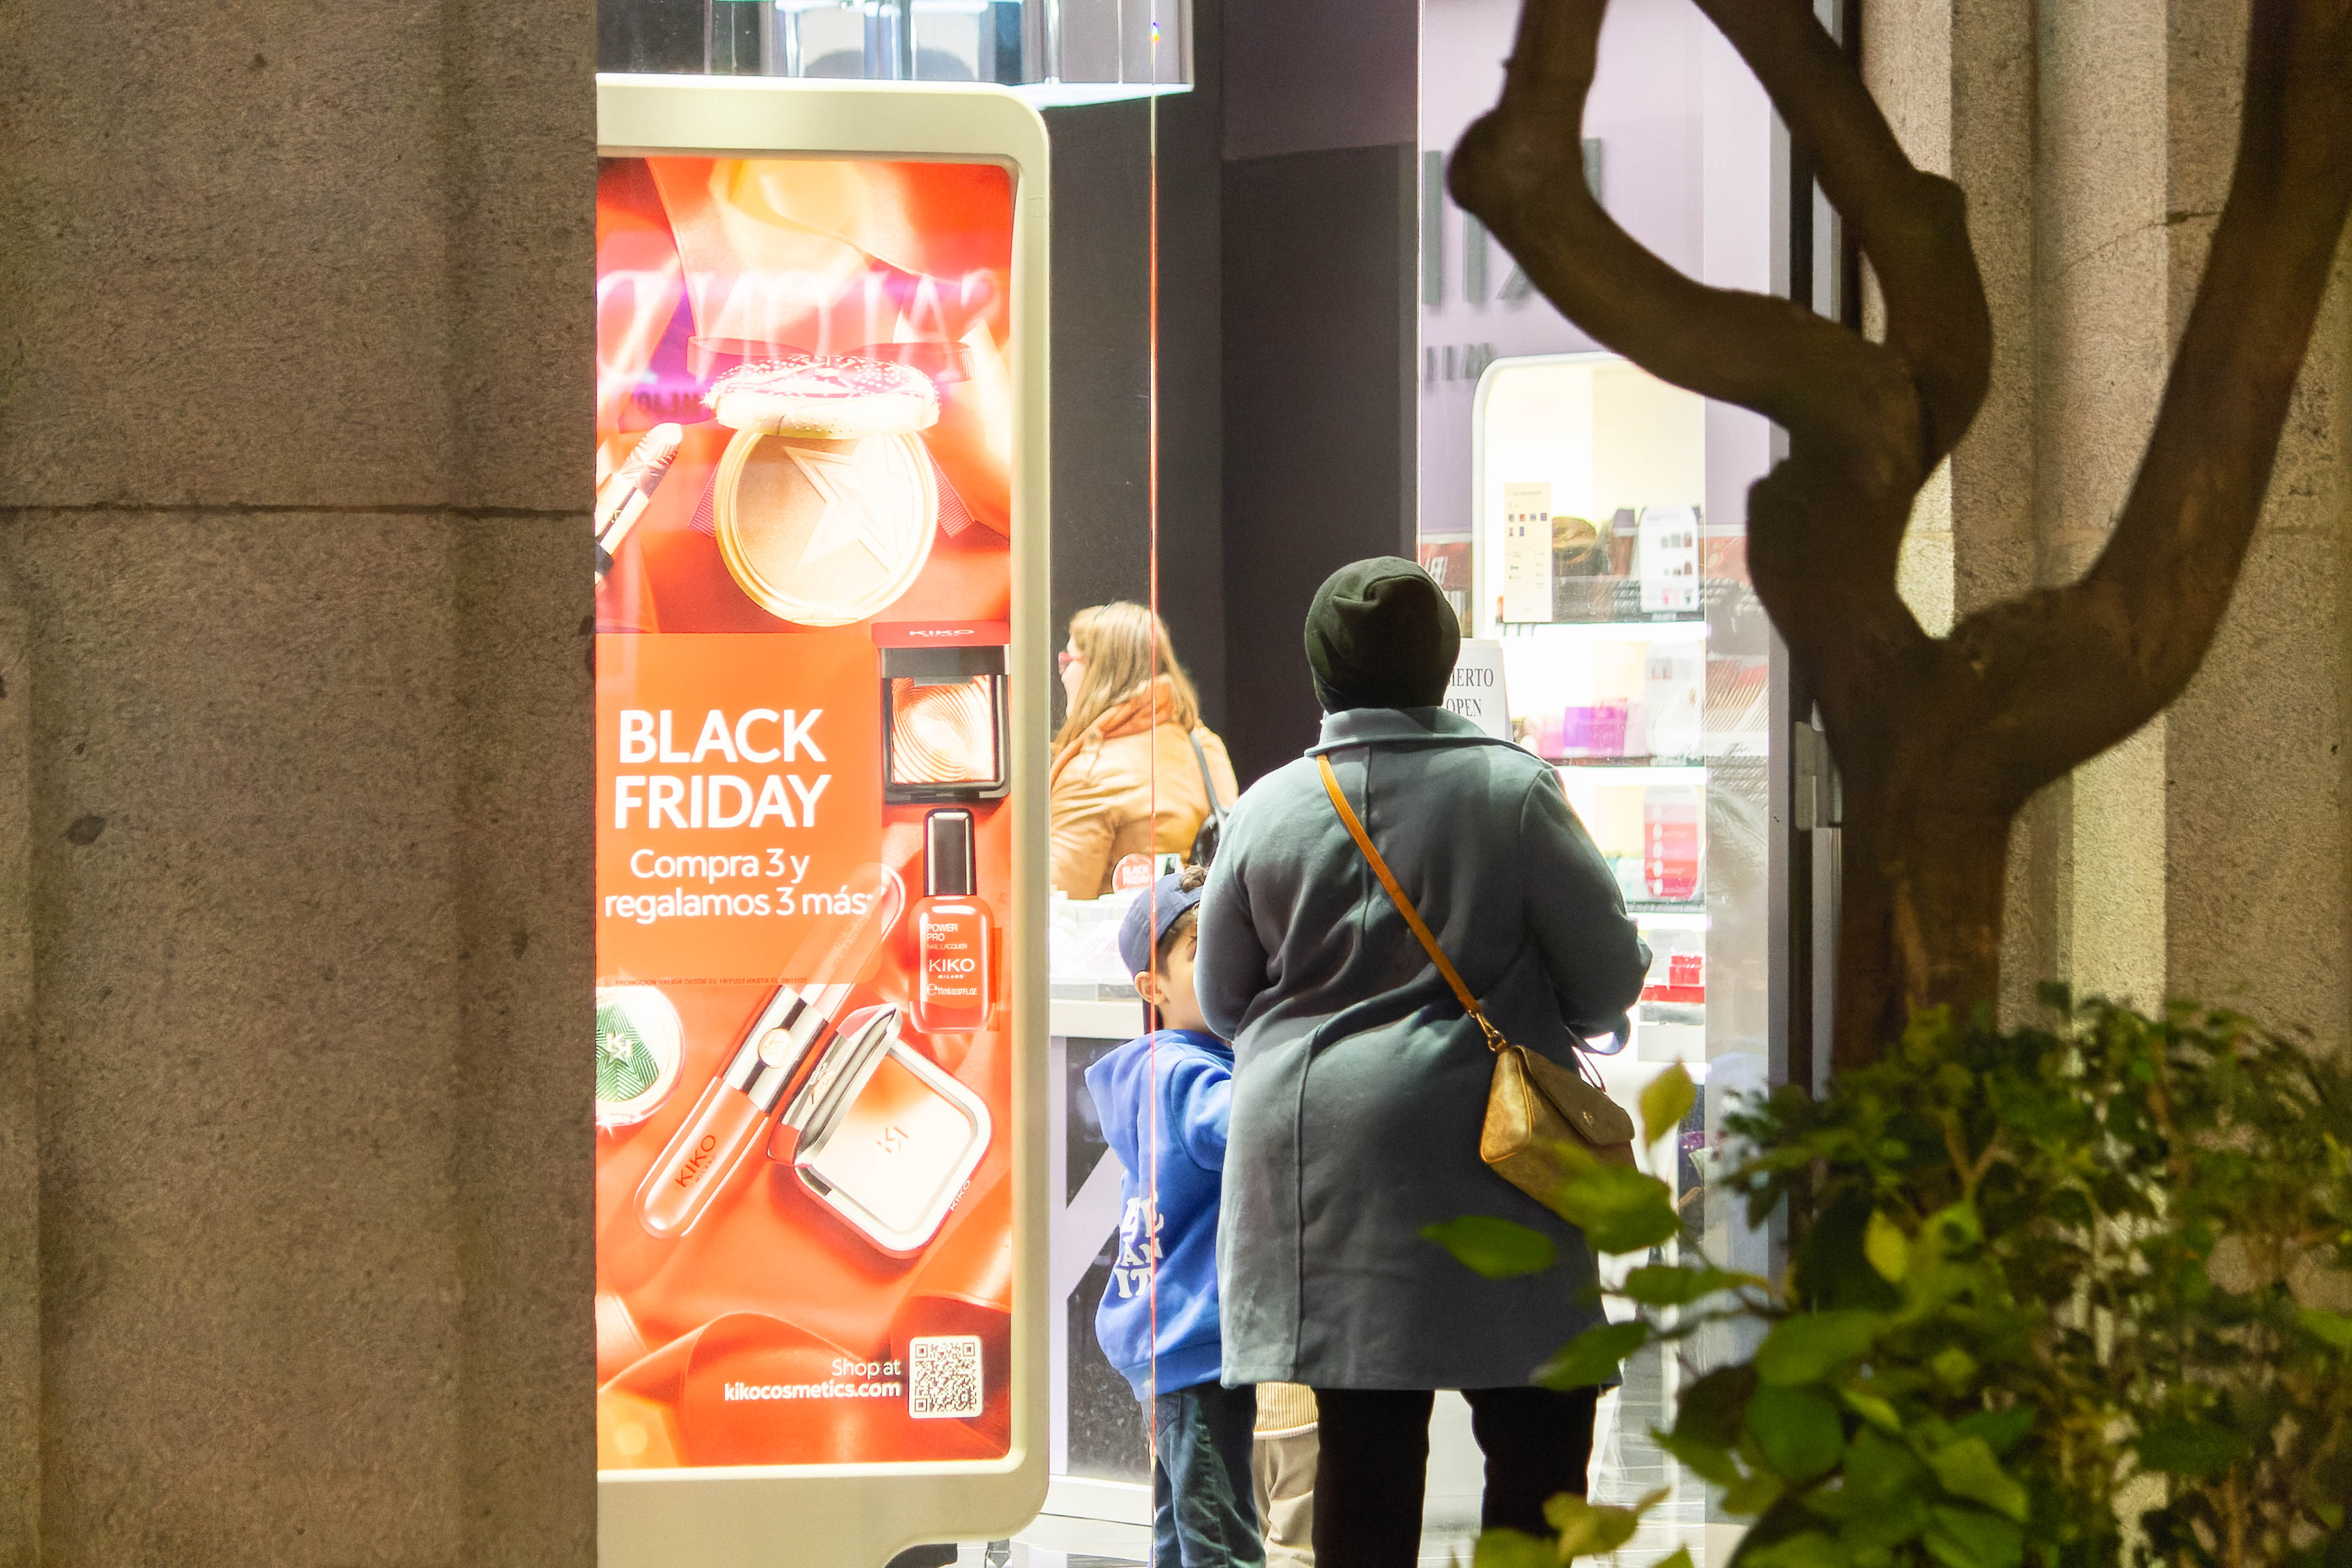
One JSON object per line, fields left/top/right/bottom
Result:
{"left": 787, "top": 442, "right": 910, "bottom": 570}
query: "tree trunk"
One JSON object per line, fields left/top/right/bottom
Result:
{"left": 1832, "top": 772, "right": 2011, "bottom": 1073}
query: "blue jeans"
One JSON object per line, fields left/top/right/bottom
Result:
{"left": 1147, "top": 1380, "right": 1264, "bottom": 1568}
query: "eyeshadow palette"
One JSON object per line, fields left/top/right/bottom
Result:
{"left": 875, "top": 625, "right": 1010, "bottom": 803}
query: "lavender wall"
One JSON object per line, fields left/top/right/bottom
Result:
{"left": 1417, "top": 0, "right": 1775, "bottom": 543}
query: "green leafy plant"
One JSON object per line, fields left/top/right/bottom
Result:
{"left": 1425, "top": 998, "right": 2352, "bottom": 1568}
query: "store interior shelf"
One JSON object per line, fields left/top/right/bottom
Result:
{"left": 1498, "top": 618, "right": 1708, "bottom": 643}
{"left": 1543, "top": 752, "right": 1712, "bottom": 766}
{"left": 1048, "top": 995, "right": 1144, "bottom": 1041}
{"left": 1553, "top": 764, "right": 1708, "bottom": 786}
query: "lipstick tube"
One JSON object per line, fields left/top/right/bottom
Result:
{"left": 633, "top": 981, "right": 849, "bottom": 1240}
{"left": 627, "top": 862, "right": 906, "bottom": 1242}
{"left": 595, "top": 423, "right": 683, "bottom": 588}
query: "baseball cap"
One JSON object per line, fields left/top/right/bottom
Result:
{"left": 1118, "top": 871, "right": 1207, "bottom": 978}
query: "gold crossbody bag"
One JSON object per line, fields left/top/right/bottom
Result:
{"left": 1317, "top": 755, "right": 1637, "bottom": 1197}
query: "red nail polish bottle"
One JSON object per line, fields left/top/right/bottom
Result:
{"left": 911, "top": 809, "right": 992, "bottom": 1035}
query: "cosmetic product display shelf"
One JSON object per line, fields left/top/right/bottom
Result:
{"left": 1498, "top": 617, "right": 1707, "bottom": 642}
{"left": 1048, "top": 995, "right": 1146, "bottom": 1041}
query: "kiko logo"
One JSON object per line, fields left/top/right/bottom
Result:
{"left": 673, "top": 1133, "right": 720, "bottom": 1188}
{"left": 878, "top": 1125, "right": 909, "bottom": 1155}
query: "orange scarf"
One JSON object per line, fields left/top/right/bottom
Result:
{"left": 1049, "top": 674, "right": 1187, "bottom": 790}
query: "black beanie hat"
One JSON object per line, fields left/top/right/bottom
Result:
{"left": 1304, "top": 557, "right": 1462, "bottom": 712}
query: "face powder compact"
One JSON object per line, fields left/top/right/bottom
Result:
{"left": 705, "top": 355, "right": 942, "bottom": 627}
{"left": 768, "top": 1003, "right": 992, "bottom": 1257}
{"left": 874, "top": 620, "right": 1010, "bottom": 803}
{"left": 596, "top": 986, "right": 684, "bottom": 1128}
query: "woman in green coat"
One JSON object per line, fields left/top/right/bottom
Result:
{"left": 1196, "top": 558, "right": 1650, "bottom": 1567}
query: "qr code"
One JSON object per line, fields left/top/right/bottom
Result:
{"left": 908, "top": 1335, "right": 984, "bottom": 1419}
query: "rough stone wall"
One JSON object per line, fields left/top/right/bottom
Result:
{"left": 0, "top": 0, "right": 597, "bottom": 1557}
{"left": 2156, "top": 4, "right": 2352, "bottom": 1039}
{"left": 1865, "top": 0, "right": 2352, "bottom": 1042}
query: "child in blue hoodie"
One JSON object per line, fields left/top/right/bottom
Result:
{"left": 1089, "top": 866, "right": 1264, "bottom": 1568}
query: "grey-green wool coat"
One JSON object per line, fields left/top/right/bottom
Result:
{"left": 1196, "top": 706, "right": 1650, "bottom": 1390}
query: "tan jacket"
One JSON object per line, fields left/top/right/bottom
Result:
{"left": 1048, "top": 676, "right": 1242, "bottom": 899}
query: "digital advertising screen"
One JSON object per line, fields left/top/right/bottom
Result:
{"left": 593, "top": 149, "right": 1023, "bottom": 1476}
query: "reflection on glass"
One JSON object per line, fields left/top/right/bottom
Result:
{"left": 598, "top": 0, "right": 1191, "bottom": 89}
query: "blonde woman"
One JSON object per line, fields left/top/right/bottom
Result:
{"left": 1050, "top": 602, "right": 1240, "bottom": 899}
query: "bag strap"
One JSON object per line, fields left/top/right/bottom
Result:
{"left": 1188, "top": 728, "right": 1227, "bottom": 824}
{"left": 1317, "top": 754, "right": 1506, "bottom": 1056}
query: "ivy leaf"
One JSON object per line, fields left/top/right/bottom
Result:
{"left": 1720, "top": 1468, "right": 1785, "bottom": 1517}
{"left": 1653, "top": 1551, "right": 1695, "bottom": 1568}
{"left": 1864, "top": 1212, "right": 1910, "bottom": 1283}
{"left": 1421, "top": 1216, "right": 1559, "bottom": 1280}
{"left": 2299, "top": 1306, "right": 2352, "bottom": 1351}
{"left": 1641, "top": 1063, "right": 1696, "bottom": 1146}
{"left": 1756, "top": 1310, "right": 1883, "bottom": 1386}
{"left": 1839, "top": 1492, "right": 1931, "bottom": 1554}
{"left": 1471, "top": 1528, "right": 1555, "bottom": 1568}
{"left": 1747, "top": 1383, "right": 1847, "bottom": 1483}
{"left": 1927, "top": 1438, "right": 2028, "bottom": 1523}
{"left": 1839, "top": 1387, "right": 1903, "bottom": 1433}
{"left": 1796, "top": 1189, "right": 1904, "bottom": 1311}
{"left": 1620, "top": 1264, "right": 1760, "bottom": 1306}
{"left": 1653, "top": 1428, "right": 1741, "bottom": 1487}
{"left": 1741, "top": 1532, "right": 1851, "bottom": 1568}
{"left": 2135, "top": 1422, "right": 2248, "bottom": 1477}
{"left": 1842, "top": 1425, "right": 1925, "bottom": 1502}
{"left": 1673, "top": 1365, "right": 1758, "bottom": 1448}
{"left": 1549, "top": 1162, "right": 1680, "bottom": 1255}
{"left": 1952, "top": 1406, "right": 2035, "bottom": 1457}
{"left": 1924, "top": 1505, "right": 2024, "bottom": 1568}
{"left": 1543, "top": 1494, "right": 1647, "bottom": 1560}
{"left": 1532, "top": 1320, "right": 1649, "bottom": 1391}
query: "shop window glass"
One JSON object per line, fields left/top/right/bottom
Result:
{"left": 1415, "top": 0, "right": 1805, "bottom": 1557}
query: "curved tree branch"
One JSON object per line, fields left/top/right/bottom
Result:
{"left": 1448, "top": 0, "right": 1948, "bottom": 749}
{"left": 1449, "top": 0, "right": 1920, "bottom": 487}
{"left": 1944, "top": 0, "right": 2352, "bottom": 805}
{"left": 1686, "top": 0, "right": 1991, "bottom": 466}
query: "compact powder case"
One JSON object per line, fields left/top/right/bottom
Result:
{"left": 704, "top": 354, "right": 945, "bottom": 628}
{"left": 772, "top": 1003, "right": 991, "bottom": 1257}
{"left": 596, "top": 985, "right": 684, "bottom": 1129}
{"left": 713, "top": 431, "right": 938, "bottom": 626}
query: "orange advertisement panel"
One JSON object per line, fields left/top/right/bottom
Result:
{"left": 595, "top": 154, "right": 1017, "bottom": 1471}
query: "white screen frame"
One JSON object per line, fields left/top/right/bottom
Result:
{"left": 596, "top": 74, "right": 1051, "bottom": 1568}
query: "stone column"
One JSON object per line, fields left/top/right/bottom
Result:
{"left": 2026, "top": 0, "right": 2174, "bottom": 1014}
{"left": 0, "top": 0, "right": 596, "bottom": 1559}
{"left": 2157, "top": 4, "right": 2352, "bottom": 1039}
{"left": 1865, "top": 0, "right": 2352, "bottom": 1040}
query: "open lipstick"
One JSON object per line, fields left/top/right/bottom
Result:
{"left": 594, "top": 423, "right": 684, "bottom": 588}
{"left": 630, "top": 862, "right": 905, "bottom": 1242}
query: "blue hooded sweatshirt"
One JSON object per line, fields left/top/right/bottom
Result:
{"left": 1086, "top": 1028, "right": 1234, "bottom": 1400}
